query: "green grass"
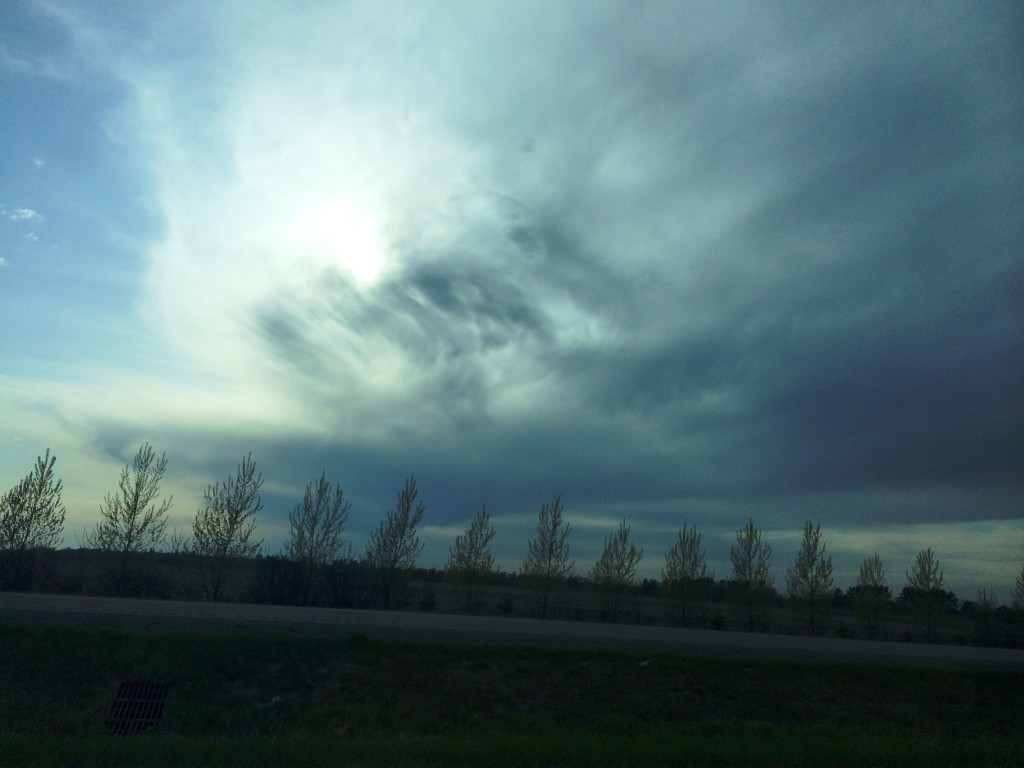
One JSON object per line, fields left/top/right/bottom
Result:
{"left": 4, "top": 730, "right": 1022, "bottom": 768}
{"left": 1, "top": 622, "right": 1021, "bottom": 766}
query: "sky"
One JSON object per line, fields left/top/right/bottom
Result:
{"left": 2, "top": 1, "right": 1022, "bottom": 600}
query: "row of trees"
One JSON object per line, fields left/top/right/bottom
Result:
{"left": 659, "top": 518, "right": 959, "bottom": 640}
{"left": 3, "top": 446, "right": 1024, "bottom": 640}
{"left": 0, "top": 446, "right": 410, "bottom": 606}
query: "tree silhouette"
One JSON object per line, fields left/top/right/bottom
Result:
{"left": 364, "top": 476, "right": 425, "bottom": 609}
{"left": 521, "top": 495, "right": 574, "bottom": 619}
{"left": 0, "top": 449, "right": 66, "bottom": 590}
{"left": 852, "top": 552, "right": 890, "bottom": 637}
{"left": 192, "top": 453, "right": 264, "bottom": 601}
{"left": 1013, "top": 543, "right": 1024, "bottom": 612}
{"left": 785, "top": 521, "right": 834, "bottom": 635}
{"left": 284, "top": 471, "right": 350, "bottom": 606}
{"left": 728, "top": 518, "right": 773, "bottom": 631}
{"left": 971, "top": 588, "right": 998, "bottom": 646}
{"left": 82, "top": 443, "right": 172, "bottom": 595}
{"left": 663, "top": 524, "right": 712, "bottom": 627}
{"left": 591, "top": 519, "right": 643, "bottom": 622}
{"left": 905, "top": 547, "right": 946, "bottom": 642}
{"left": 444, "top": 505, "right": 496, "bottom": 612}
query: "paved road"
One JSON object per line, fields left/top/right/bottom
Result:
{"left": 3, "top": 591, "right": 1022, "bottom": 669}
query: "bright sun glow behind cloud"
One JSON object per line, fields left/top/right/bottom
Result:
{"left": 119, "top": 12, "right": 428, "bottom": 390}
{"left": 115, "top": 3, "right": 587, "bottom": 437}
{"left": 291, "top": 200, "right": 386, "bottom": 287}
{"left": 2, "top": 1, "right": 1020, "bottom": 594}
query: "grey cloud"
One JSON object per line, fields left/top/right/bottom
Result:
{"left": 506, "top": 225, "right": 539, "bottom": 255}
{"left": 10, "top": 1, "right": 1022, "bottom": 596}
{"left": 257, "top": 309, "right": 330, "bottom": 377}
{"left": 195, "top": 3, "right": 1024, "bottom": 559}
{"left": 259, "top": 0, "right": 1022, "bottom": 525}
{"left": 253, "top": 251, "right": 565, "bottom": 428}
{"left": 405, "top": 263, "right": 550, "bottom": 348}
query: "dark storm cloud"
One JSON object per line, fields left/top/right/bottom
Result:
{"left": 265, "top": 261, "right": 551, "bottom": 357}
{"left": 404, "top": 263, "right": 551, "bottom": 348}
{"left": 254, "top": 250, "right": 563, "bottom": 433}
{"left": 9, "top": 2, "right": 1021, "bottom": 595}
{"left": 230, "top": 3, "right": 1024, "bottom": 544}
{"left": 263, "top": 2, "right": 1019, "bottom": 524}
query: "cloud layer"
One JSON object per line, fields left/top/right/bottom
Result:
{"left": 2, "top": 1, "right": 1022, "bottom": 593}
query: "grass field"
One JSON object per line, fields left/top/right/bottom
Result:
{"left": 1, "top": 622, "right": 1021, "bottom": 766}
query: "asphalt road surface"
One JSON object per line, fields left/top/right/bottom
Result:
{"left": 3, "top": 591, "right": 1022, "bottom": 669}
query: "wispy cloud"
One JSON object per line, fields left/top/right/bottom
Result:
{"left": 0, "top": 48, "right": 74, "bottom": 81}
{"left": 8, "top": 207, "right": 43, "bottom": 222}
{"left": 1, "top": 2, "right": 1020, "bottom": 592}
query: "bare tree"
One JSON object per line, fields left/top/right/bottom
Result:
{"left": 905, "top": 547, "right": 945, "bottom": 642}
{"left": 662, "top": 524, "right": 713, "bottom": 626}
{"left": 785, "top": 521, "right": 834, "bottom": 635}
{"left": 1012, "top": 539, "right": 1024, "bottom": 615}
{"left": 192, "top": 453, "right": 264, "bottom": 601}
{"left": 167, "top": 527, "right": 191, "bottom": 555}
{"left": 1015, "top": 557, "right": 1024, "bottom": 612}
{"left": 0, "top": 449, "right": 66, "bottom": 590}
{"left": 164, "top": 526, "right": 192, "bottom": 597}
{"left": 364, "top": 475, "right": 425, "bottom": 609}
{"left": 284, "top": 471, "right": 350, "bottom": 606}
{"left": 82, "top": 443, "right": 172, "bottom": 595}
{"left": 590, "top": 519, "right": 643, "bottom": 622}
{"left": 728, "top": 518, "right": 774, "bottom": 631}
{"left": 972, "top": 588, "right": 998, "bottom": 646}
{"left": 444, "top": 505, "right": 496, "bottom": 612}
{"left": 521, "top": 495, "right": 574, "bottom": 619}
{"left": 853, "top": 552, "right": 890, "bottom": 637}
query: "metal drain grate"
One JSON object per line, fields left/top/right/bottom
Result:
{"left": 106, "top": 680, "right": 171, "bottom": 735}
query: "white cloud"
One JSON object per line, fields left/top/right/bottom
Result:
{"left": 81, "top": 3, "right": 623, "bottom": 441}
{"left": 6, "top": 2, "right": 1017, "bottom": 590}
{"left": 0, "top": 48, "right": 74, "bottom": 80}
{"left": 9, "top": 207, "right": 42, "bottom": 222}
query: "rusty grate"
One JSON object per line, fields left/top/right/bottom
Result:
{"left": 106, "top": 680, "right": 171, "bottom": 735}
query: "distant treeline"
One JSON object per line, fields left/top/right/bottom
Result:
{"left": 3, "top": 445, "right": 1023, "bottom": 648}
